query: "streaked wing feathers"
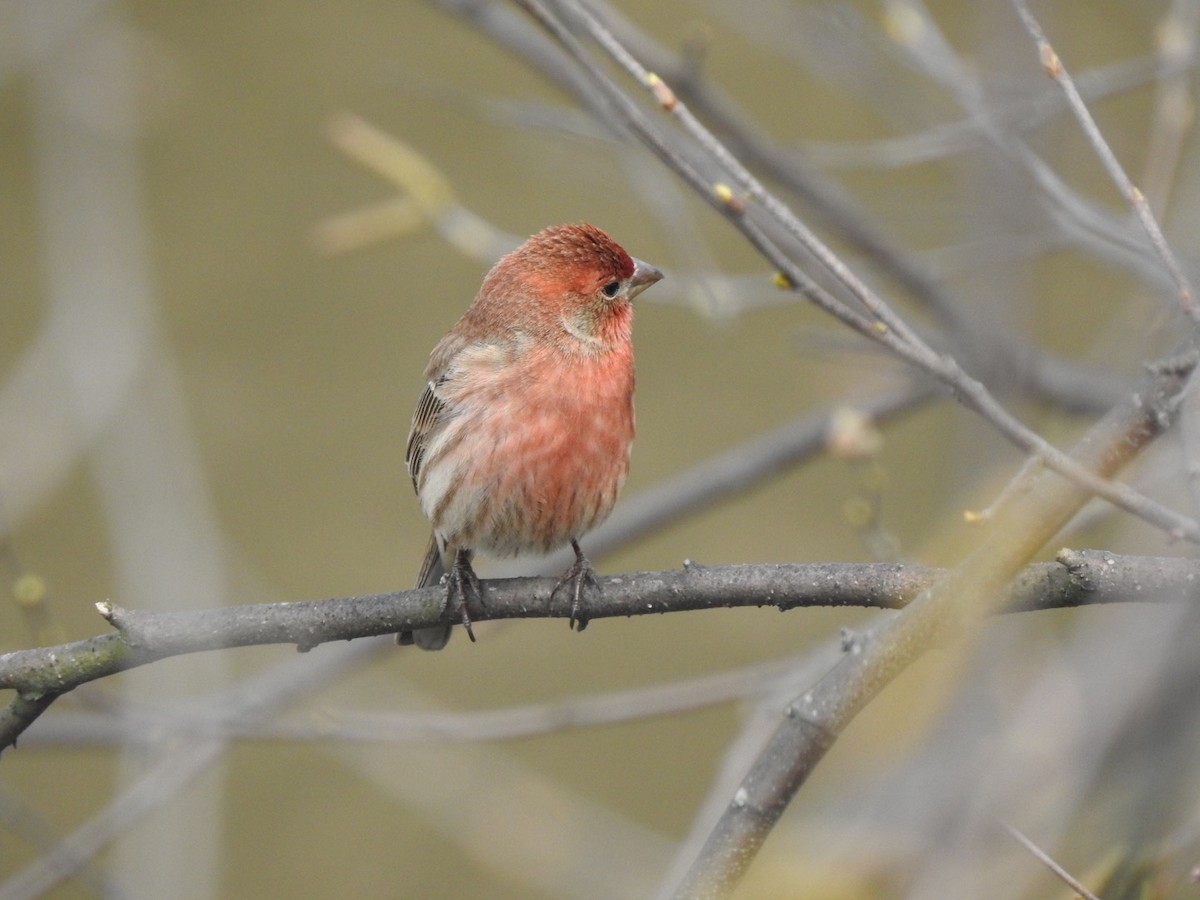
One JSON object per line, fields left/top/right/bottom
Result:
{"left": 406, "top": 381, "right": 447, "bottom": 489}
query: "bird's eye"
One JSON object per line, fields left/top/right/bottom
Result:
{"left": 601, "top": 280, "right": 622, "bottom": 299}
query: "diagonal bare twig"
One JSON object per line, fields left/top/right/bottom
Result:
{"left": 1010, "top": 0, "right": 1198, "bottom": 321}
{"left": 1001, "top": 821, "right": 1102, "bottom": 900}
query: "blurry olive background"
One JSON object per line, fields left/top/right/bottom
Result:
{"left": 0, "top": 1, "right": 1179, "bottom": 897}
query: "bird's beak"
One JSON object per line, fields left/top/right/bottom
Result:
{"left": 628, "top": 257, "right": 663, "bottom": 300}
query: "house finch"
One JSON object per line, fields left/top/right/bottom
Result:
{"left": 399, "top": 223, "right": 662, "bottom": 649}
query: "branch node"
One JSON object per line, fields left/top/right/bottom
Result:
{"left": 1039, "top": 42, "right": 1063, "bottom": 77}
{"left": 1055, "top": 548, "right": 1097, "bottom": 592}
{"left": 96, "top": 602, "right": 151, "bottom": 647}
{"left": 644, "top": 71, "right": 678, "bottom": 111}
{"left": 712, "top": 182, "right": 745, "bottom": 214}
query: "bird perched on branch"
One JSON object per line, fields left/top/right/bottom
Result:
{"left": 400, "top": 223, "right": 663, "bottom": 649}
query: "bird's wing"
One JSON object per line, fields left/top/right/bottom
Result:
{"left": 405, "top": 379, "right": 447, "bottom": 491}
{"left": 405, "top": 324, "right": 473, "bottom": 491}
{"left": 406, "top": 326, "right": 523, "bottom": 492}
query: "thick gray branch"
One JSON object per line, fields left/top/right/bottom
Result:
{"left": 1, "top": 551, "right": 1195, "bottom": 754}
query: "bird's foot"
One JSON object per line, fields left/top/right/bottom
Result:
{"left": 446, "top": 550, "right": 484, "bottom": 642}
{"left": 551, "top": 540, "right": 600, "bottom": 632}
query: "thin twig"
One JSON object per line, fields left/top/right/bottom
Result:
{"left": 802, "top": 51, "right": 1190, "bottom": 170}
{"left": 1010, "top": 0, "right": 1197, "bottom": 321}
{"left": 890, "top": 4, "right": 1185, "bottom": 303}
{"left": 20, "top": 656, "right": 809, "bottom": 746}
{"left": 1001, "top": 821, "right": 1102, "bottom": 900}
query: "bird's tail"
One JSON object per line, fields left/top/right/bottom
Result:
{"left": 397, "top": 534, "right": 452, "bottom": 650}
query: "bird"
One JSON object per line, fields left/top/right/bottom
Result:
{"left": 399, "top": 223, "right": 662, "bottom": 649}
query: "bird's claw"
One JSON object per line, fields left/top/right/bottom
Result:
{"left": 446, "top": 553, "right": 484, "bottom": 642}
{"left": 552, "top": 540, "right": 600, "bottom": 632}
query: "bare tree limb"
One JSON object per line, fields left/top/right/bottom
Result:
{"left": 2, "top": 549, "right": 1197, "bottom": 755}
